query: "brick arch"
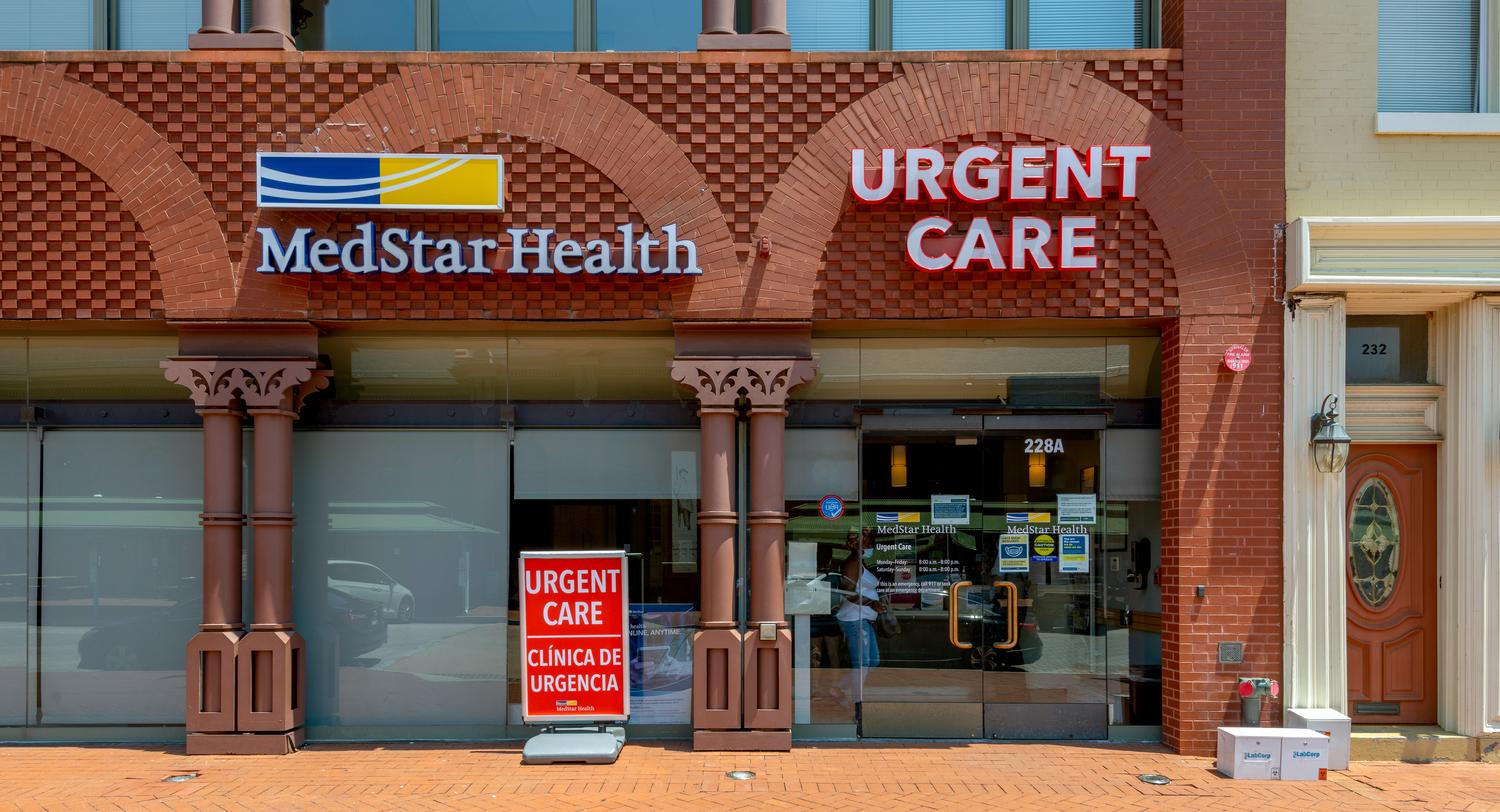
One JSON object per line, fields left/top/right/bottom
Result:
{"left": 748, "top": 61, "right": 1252, "bottom": 319}
{"left": 241, "top": 63, "right": 737, "bottom": 317}
{"left": 0, "top": 64, "right": 234, "bottom": 318}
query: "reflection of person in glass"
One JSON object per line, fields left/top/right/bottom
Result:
{"left": 834, "top": 530, "right": 883, "bottom": 708}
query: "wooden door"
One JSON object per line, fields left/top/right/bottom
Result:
{"left": 1345, "top": 445, "right": 1437, "bottom": 724}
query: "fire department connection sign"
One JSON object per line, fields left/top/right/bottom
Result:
{"left": 520, "top": 551, "right": 630, "bottom": 724}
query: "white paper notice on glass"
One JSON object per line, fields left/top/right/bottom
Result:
{"left": 931, "top": 494, "right": 970, "bottom": 525}
{"left": 1057, "top": 493, "right": 1097, "bottom": 525}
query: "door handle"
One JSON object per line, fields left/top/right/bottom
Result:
{"left": 948, "top": 580, "right": 973, "bottom": 649}
{"left": 992, "top": 580, "right": 1019, "bottom": 650}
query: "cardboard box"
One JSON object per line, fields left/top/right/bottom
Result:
{"left": 1275, "top": 729, "right": 1330, "bottom": 781}
{"left": 1287, "top": 708, "right": 1350, "bottom": 770}
{"left": 1216, "top": 727, "right": 1283, "bottom": 780}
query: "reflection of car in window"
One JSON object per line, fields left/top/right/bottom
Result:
{"left": 326, "top": 559, "right": 416, "bottom": 623}
{"left": 77, "top": 587, "right": 388, "bottom": 670}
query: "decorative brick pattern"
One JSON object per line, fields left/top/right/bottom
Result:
{"left": 818, "top": 132, "right": 1175, "bottom": 320}
{"left": 0, "top": 137, "right": 161, "bottom": 319}
{"left": 300, "top": 136, "right": 676, "bottom": 320}
{"left": 580, "top": 61, "right": 900, "bottom": 244}
{"left": 1084, "top": 59, "right": 1183, "bottom": 130}
{"left": 67, "top": 61, "right": 394, "bottom": 257}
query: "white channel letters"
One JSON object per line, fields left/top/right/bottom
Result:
{"left": 256, "top": 222, "right": 701, "bottom": 277}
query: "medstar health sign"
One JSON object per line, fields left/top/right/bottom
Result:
{"left": 254, "top": 152, "right": 701, "bottom": 278}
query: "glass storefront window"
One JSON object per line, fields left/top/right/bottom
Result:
{"left": 596, "top": 0, "right": 700, "bottom": 51}
{"left": 115, "top": 0, "right": 201, "bottom": 50}
{"left": 25, "top": 336, "right": 182, "bottom": 400}
{"left": 319, "top": 335, "right": 507, "bottom": 402}
{"left": 856, "top": 337, "right": 1108, "bottom": 404}
{"left": 508, "top": 336, "right": 681, "bottom": 401}
{"left": 0, "top": 430, "right": 29, "bottom": 726}
{"left": 293, "top": 430, "right": 509, "bottom": 733}
{"left": 0, "top": 339, "right": 23, "bottom": 401}
{"left": 511, "top": 429, "right": 699, "bottom": 728}
{"left": 294, "top": 0, "right": 417, "bottom": 50}
{"left": 437, "top": 0, "right": 574, "bottom": 51}
{"left": 893, "top": 0, "right": 1006, "bottom": 50}
{"left": 36, "top": 430, "right": 202, "bottom": 724}
{"left": 789, "top": 0, "right": 871, "bottom": 50}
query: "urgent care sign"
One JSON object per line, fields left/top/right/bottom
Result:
{"left": 850, "top": 144, "right": 1152, "bottom": 273}
{"left": 519, "top": 551, "right": 629, "bottom": 724}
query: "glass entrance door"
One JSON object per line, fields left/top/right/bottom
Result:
{"left": 856, "top": 420, "right": 1107, "bottom": 739}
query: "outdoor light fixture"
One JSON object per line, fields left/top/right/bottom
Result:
{"left": 891, "top": 444, "right": 908, "bottom": 488}
{"left": 1028, "top": 452, "right": 1046, "bottom": 488}
{"left": 1310, "top": 394, "right": 1352, "bottom": 474}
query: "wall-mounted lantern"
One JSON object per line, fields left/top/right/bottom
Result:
{"left": 1310, "top": 394, "right": 1351, "bottom": 474}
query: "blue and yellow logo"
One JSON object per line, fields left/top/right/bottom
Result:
{"left": 256, "top": 153, "right": 504, "bottom": 211}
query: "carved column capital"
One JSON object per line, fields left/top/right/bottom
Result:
{"left": 163, "top": 359, "right": 326, "bottom": 412}
{"left": 670, "top": 358, "right": 817, "bottom": 411}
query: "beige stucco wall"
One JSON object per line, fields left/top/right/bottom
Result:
{"left": 1287, "top": 0, "right": 1500, "bottom": 218}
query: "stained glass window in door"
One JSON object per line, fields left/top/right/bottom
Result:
{"left": 1349, "top": 477, "right": 1401, "bottom": 608}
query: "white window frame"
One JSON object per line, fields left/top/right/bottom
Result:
{"left": 1377, "top": 0, "right": 1500, "bottom": 134}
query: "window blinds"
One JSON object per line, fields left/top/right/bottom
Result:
{"left": 893, "top": 0, "right": 1006, "bottom": 51}
{"left": 789, "top": 0, "right": 871, "bottom": 51}
{"left": 0, "top": 0, "right": 93, "bottom": 50}
{"left": 1379, "top": 0, "right": 1480, "bottom": 113}
{"left": 1029, "top": 0, "right": 1144, "bottom": 49}
{"left": 116, "top": 0, "right": 201, "bottom": 50}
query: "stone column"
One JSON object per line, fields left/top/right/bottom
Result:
{"left": 164, "top": 358, "right": 328, "bottom": 755}
{"left": 1281, "top": 295, "right": 1347, "bottom": 716}
{"left": 697, "top": 0, "right": 790, "bottom": 50}
{"left": 237, "top": 362, "right": 327, "bottom": 749}
{"left": 162, "top": 361, "right": 247, "bottom": 740}
{"left": 673, "top": 357, "right": 813, "bottom": 751}
{"left": 671, "top": 362, "right": 744, "bottom": 735}
{"left": 741, "top": 361, "right": 813, "bottom": 738}
{"left": 190, "top": 0, "right": 294, "bottom": 49}
{"left": 750, "top": 0, "right": 788, "bottom": 35}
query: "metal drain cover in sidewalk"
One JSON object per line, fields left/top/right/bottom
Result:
{"left": 725, "top": 770, "right": 757, "bottom": 781}
{"left": 1137, "top": 774, "right": 1171, "bottom": 785}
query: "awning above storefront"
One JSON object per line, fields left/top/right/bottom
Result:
{"left": 1288, "top": 217, "right": 1500, "bottom": 311}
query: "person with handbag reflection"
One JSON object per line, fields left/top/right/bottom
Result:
{"left": 833, "top": 528, "right": 887, "bottom": 710}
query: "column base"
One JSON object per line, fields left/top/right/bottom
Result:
{"left": 695, "top": 33, "right": 791, "bottom": 50}
{"left": 692, "top": 729, "right": 791, "bottom": 752}
{"left": 742, "top": 629, "right": 793, "bottom": 729}
{"left": 188, "top": 32, "right": 295, "bottom": 50}
{"left": 692, "top": 628, "right": 743, "bottom": 729}
{"left": 186, "top": 728, "right": 304, "bottom": 756}
{"left": 237, "top": 630, "right": 306, "bottom": 733}
{"left": 186, "top": 630, "right": 241, "bottom": 734}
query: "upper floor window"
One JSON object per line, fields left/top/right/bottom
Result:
{"left": 0, "top": 0, "right": 200, "bottom": 50}
{"left": 790, "top": 0, "right": 1154, "bottom": 52}
{"left": 1378, "top": 0, "right": 1483, "bottom": 112}
{"left": 294, "top": 0, "right": 700, "bottom": 51}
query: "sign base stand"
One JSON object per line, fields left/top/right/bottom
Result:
{"left": 522, "top": 725, "right": 626, "bottom": 765}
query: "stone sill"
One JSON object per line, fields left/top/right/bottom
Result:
{"left": 0, "top": 47, "right": 1180, "bottom": 66}
{"left": 1376, "top": 112, "right": 1500, "bottom": 136}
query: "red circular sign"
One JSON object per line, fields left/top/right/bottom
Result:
{"left": 1224, "top": 344, "right": 1252, "bottom": 373}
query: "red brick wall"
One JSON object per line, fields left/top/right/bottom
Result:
{"left": 1159, "top": 0, "right": 1286, "bottom": 754}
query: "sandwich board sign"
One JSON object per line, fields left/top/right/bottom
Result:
{"left": 519, "top": 550, "right": 629, "bottom": 764}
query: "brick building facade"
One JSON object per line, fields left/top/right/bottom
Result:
{"left": 0, "top": 0, "right": 1283, "bottom": 756}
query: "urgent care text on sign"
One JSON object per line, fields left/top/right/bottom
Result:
{"left": 850, "top": 144, "right": 1152, "bottom": 273}
{"left": 519, "top": 551, "right": 629, "bottom": 724}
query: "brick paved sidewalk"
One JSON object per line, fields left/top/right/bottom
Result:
{"left": 0, "top": 740, "right": 1496, "bottom": 811}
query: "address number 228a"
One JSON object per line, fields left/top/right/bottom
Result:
{"left": 1024, "top": 438, "right": 1065, "bottom": 454}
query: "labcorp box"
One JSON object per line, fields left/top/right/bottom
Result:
{"left": 1287, "top": 708, "right": 1350, "bottom": 770}
{"left": 1276, "top": 729, "right": 1330, "bottom": 781}
{"left": 1216, "top": 727, "right": 1282, "bottom": 780}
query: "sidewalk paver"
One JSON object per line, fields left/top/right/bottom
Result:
{"left": 0, "top": 740, "right": 1496, "bottom": 810}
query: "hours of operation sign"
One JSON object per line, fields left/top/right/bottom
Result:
{"left": 519, "top": 551, "right": 630, "bottom": 724}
